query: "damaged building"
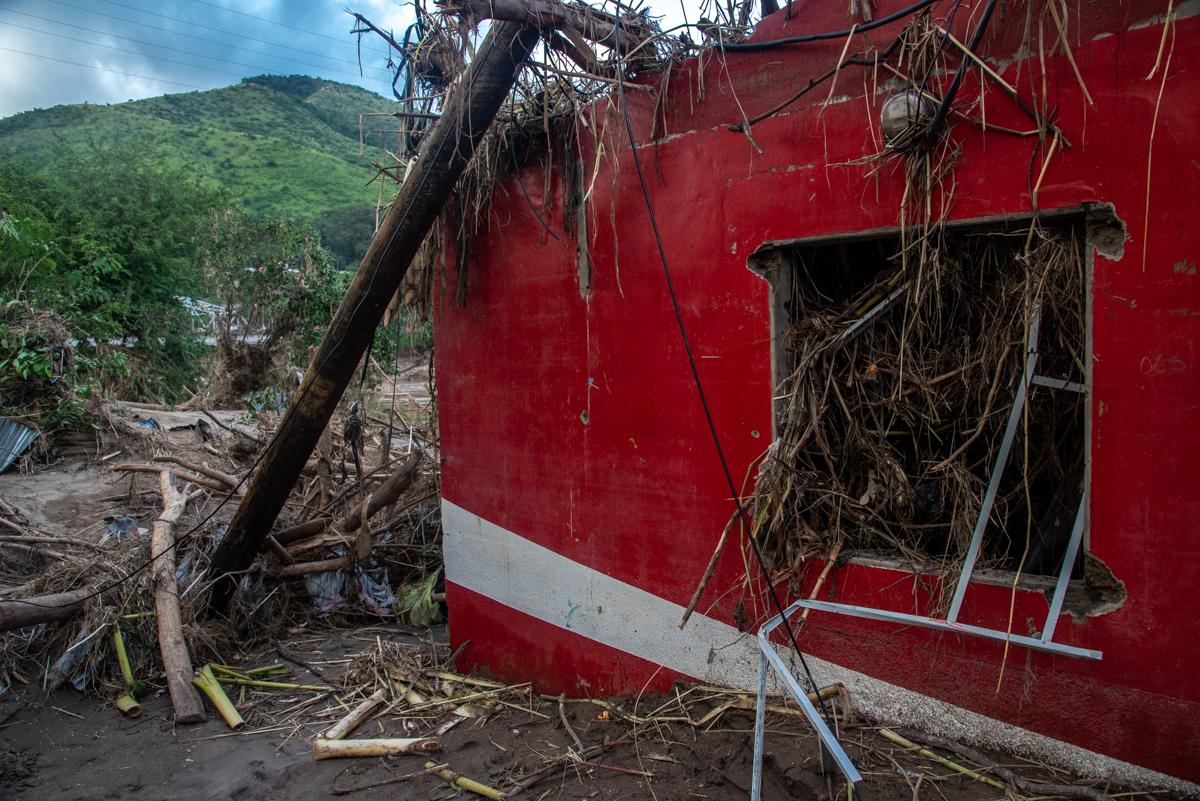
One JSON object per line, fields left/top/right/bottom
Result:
{"left": 431, "top": 0, "right": 1200, "bottom": 790}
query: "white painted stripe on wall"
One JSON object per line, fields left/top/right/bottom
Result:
{"left": 442, "top": 498, "right": 1197, "bottom": 796}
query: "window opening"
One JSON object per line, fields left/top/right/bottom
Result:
{"left": 753, "top": 220, "right": 1088, "bottom": 582}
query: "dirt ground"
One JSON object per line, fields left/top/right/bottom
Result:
{"left": 2, "top": 619, "right": 1169, "bottom": 801}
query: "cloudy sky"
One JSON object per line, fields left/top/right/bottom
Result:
{"left": 0, "top": 0, "right": 703, "bottom": 118}
{"left": 0, "top": 0, "right": 420, "bottom": 117}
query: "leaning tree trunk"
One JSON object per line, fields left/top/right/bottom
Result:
{"left": 206, "top": 22, "right": 541, "bottom": 613}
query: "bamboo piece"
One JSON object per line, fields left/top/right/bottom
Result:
{"left": 313, "top": 737, "right": 442, "bottom": 760}
{"left": 425, "top": 761, "right": 506, "bottom": 800}
{"left": 112, "top": 624, "right": 146, "bottom": 717}
{"left": 152, "top": 471, "right": 206, "bottom": 724}
{"left": 679, "top": 512, "right": 737, "bottom": 629}
{"left": 215, "top": 677, "right": 327, "bottom": 691}
{"left": 113, "top": 624, "right": 142, "bottom": 716}
{"left": 0, "top": 589, "right": 90, "bottom": 632}
{"left": 324, "top": 689, "right": 388, "bottom": 740}
{"left": 114, "top": 693, "right": 142, "bottom": 717}
{"left": 206, "top": 21, "right": 542, "bottom": 612}
{"left": 878, "top": 728, "right": 1006, "bottom": 790}
{"left": 331, "top": 762, "right": 449, "bottom": 796}
{"left": 193, "top": 665, "right": 245, "bottom": 729}
{"left": 800, "top": 538, "right": 844, "bottom": 624}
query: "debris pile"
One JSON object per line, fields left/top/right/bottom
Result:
{"left": 0, "top": 367, "right": 441, "bottom": 722}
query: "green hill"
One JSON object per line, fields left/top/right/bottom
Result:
{"left": 0, "top": 75, "right": 399, "bottom": 267}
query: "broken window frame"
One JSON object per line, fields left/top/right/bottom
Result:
{"left": 753, "top": 207, "right": 1105, "bottom": 662}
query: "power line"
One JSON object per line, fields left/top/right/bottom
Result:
{"left": 0, "top": 45, "right": 207, "bottom": 90}
{"left": 181, "top": 0, "right": 366, "bottom": 45}
{"left": 40, "top": 0, "right": 390, "bottom": 73}
{"left": 95, "top": 0, "right": 393, "bottom": 71}
{"left": 0, "top": 10, "right": 392, "bottom": 87}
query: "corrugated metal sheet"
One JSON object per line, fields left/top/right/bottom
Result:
{"left": 0, "top": 418, "right": 37, "bottom": 473}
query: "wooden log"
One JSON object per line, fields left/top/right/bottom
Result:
{"left": 278, "top": 557, "right": 352, "bottom": 578}
{"left": 339, "top": 452, "right": 421, "bottom": 536}
{"left": 152, "top": 471, "right": 206, "bottom": 724}
{"left": 0, "top": 589, "right": 90, "bottom": 632}
{"left": 444, "top": 0, "right": 651, "bottom": 53}
{"left": 204, "top": 19, "right": 542, "bottom": 614}
{"left": 202, "top": 410, "right": 263, "bottom": 445}
{"left": 316, "top": 417, "right": 333, "bottom": 512}
{"left": 275, "top": 518, "right": 328, "bottom": 545}
{"left": 323, "top": 688, "right": 388, "bottom": 740}
{"left": 112, "top": 463, "right": 227, "bottom": 493}
{"left": 265, "top": 535, "right": 294, "bottom": 564}
{"left": 152, "top": 454, "right": 240, "bottom": 491}
{"left": 280, "top": 452, "right": 420, "bottom": 548}
{"left": 0, "top": 541, "right": 71, "bottom": 561}
{"left": 0, "top": 534, "right": 105, "bottom": 552}
{"left": 312, "top": 737, "right": 442, "bottom": 760}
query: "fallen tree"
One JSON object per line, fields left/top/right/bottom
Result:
{"left": 206, "top": 22, "right": 542, "bottom": 613}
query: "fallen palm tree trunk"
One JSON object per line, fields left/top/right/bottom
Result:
{"left": 313, "top": 737, "right": 442, "bottom": 760}
{"left": 152, "top": 471, "right": 206, "bottom": 724}
{"left": 207, "top": 21, "right": 541, "bottom": 613}
{"left": 0, "top": 588, "right": 91, "bottom": 632}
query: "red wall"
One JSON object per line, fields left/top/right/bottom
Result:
{"left": 436, "top": 0, "right": 1200, "bottom": 780}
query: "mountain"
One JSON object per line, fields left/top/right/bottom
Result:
{"left": 0, "top": 75, "right": 399, "bottom": 267}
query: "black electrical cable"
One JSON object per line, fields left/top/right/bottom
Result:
{"left": 611, "top": 2, "right": 834, "bottom": 725}
{"left": 922, "top": 0, "right": 998, "bottom": 145}
{"left": 4, "top": 26, "right": 518, "bottom": 614}
{"left": 719, "top": 0, "right": 939, "bottom": 51}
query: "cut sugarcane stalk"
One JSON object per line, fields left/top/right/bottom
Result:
{"left": 210, "top": 665, "right": 253, "bottom": 680}
{"left": 425, "top": 762, "right": 505, "bottom": 800}
{"left": 323, "top": 689, "right": 387, "bottom": 740}
{"left": 878, "top": 728, "right": 1006, "bottom": 790}
{"left": 192, "top": 665, "right": 245, "bottom": 729}
{"left": 242, "top": 663, "right": 288, "bottom": 676}
{"left": 115, "top": 692, "right": 142, "bottom": 717}
{"left": 215, "top": 677, "right": 326, "bottom": 691}
{"left": 112, "top": 624, "right": 146, "bottom": 716}
{"left": 312, "top": 737, "right": 441, "bottom": 760}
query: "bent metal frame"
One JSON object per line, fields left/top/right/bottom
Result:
{"left": 750, "top": 307, "right": 1101, "bottom": 798}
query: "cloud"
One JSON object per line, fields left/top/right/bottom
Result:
{"left": 0, "top": 0, "right": 715, "bottom": 119}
